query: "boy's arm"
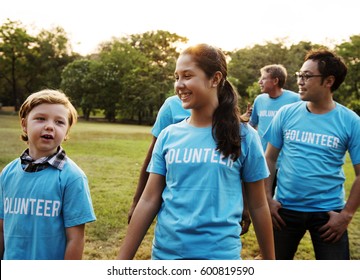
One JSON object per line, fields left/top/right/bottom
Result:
{"left": 64, "top": 224, "right": 85, "bottom": 260}
{"left": 128, "top": 136, "right": 157, "bottom": 223}
{"left": 0, "top": 219, "right": 4, "bottom": 259}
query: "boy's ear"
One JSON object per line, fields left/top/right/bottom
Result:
{"left": 21, "top": 118, "right": 27, "bottom": 132}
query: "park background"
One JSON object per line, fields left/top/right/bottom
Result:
{"left": 0, "top": 0, "right": 359, "bottom": 259}
{"left": 0, "top": 114, "right": 359, "bottom": 260}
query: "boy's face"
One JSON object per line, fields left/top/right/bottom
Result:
{"left": 21, "top": 103, "right": 70, "bottom": 160}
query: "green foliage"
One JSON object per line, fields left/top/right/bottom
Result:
{"left": 98, "top": 40, "right": 153, "bottom": 123}
{"left": 228, "top": 39, "right": 332, "bottom": 107}
{"left": 29, "top": 27, "right": 76, "bottom": 90}
{"left": 246, "top": 82, "right": 261, "bottom": 104}
{"left": 335, "top": 35, "right": 360, "bottom": 107}
{"left": 0, "top": 19, "right": 35, "bottom": 110}
{"left": 347, "top": 99, "right": 360, "bottom": 115}
{"left": 0, "top": 19, "right": 78, "bottom": 110}
{"left": 61, "top": 31, "right": 188, "bottom": 124}
{"left": 60, "top": 59, "right": 100, "bottom": 120}
{"left": 1, "top": 18, "right": 359, "bottom": 122}
{"left": 1, "top": 115, "right": 359, "bottom": 260}
{"left": 124, "top": 30, "right": 188, "bottom": 123}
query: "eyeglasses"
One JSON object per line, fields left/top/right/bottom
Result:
{"left": 295, "top": 72, "right": 323, "bottom": 82}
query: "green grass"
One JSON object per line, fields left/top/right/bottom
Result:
{"left": 0, "top": 114, "right": 359, "bottom": 260}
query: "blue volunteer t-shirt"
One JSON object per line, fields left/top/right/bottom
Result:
{"left": 148, "top": 120, "right": 269, "bottom": 259}
{"left": 263, "top": 101, "right": 360, "bottom": 212}
{"left": 0, "top": 157, "right": 96, "bottom": 259}
{"left": 250, "top": 90, "right": 300, "bottom": 151}
{"left": 151, "top": 95, "right": 191, "bottom": 138}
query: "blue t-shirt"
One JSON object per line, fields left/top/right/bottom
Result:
{"left": 148, "top": 120, "right": 269, "bottom": 259}
{"left": 263, "top": 101, "right": 360, "bottom": 212}
{"left": 250, "top": 90, "right": 300, "bottom": 151}
{"left": 151, "top": 95, "right": 191, "bottom": 137}
{"left": 0, "top": 157, "right": 96, "bottom": 260}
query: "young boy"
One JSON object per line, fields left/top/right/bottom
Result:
{"left": 0, "top": 89, "right": 96, "bottom": 260}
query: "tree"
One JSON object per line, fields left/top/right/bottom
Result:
{"left": 94, "top": 30, "right": 188, "bottom": 124}
{"left": 60, "top": 59, "right": 99, "bottom": 120}
{"left": 0, "top": 19, "right": 34, "bottom": 110}
{"left": 97, "top": 40, "right": 148, "bottom": 122}
{"left": 128, "top": 30, "right": 188, "bottom": 121}
{"left": 336, "top": 34, "right": 360, "bottom": 113}
{"left": 27, "top": 26, "right": 78, "bottom": 91}
{"left": 0, "top": 19, "right": 78, "bottom": 110}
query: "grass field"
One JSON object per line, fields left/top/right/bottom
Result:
{"left": 0, "top": 114, "right": 359, "bottom": 260}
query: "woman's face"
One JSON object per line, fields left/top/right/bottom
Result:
{"left": 174, "top": 54, "right": 218, "bottom": 111}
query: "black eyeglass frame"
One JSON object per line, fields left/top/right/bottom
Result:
{"left": 295, "top": 72, "right": 323, "bottom": 82}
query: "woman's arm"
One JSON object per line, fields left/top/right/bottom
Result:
{"left": 244, "top": 179, "right": 275, "bottom": 260}
{"left": 118, "top": 173, "right": 165, "bottom": 259}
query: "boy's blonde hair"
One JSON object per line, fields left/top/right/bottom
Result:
{"left": 19, "top": 89, "right": 78, "bottom": 141}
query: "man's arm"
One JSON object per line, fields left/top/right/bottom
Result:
{"left": 264, "top": 143, "right": 285, "bottom": 229}
{"left": 342, "top": 164, "right": 360, "bottom": 221}
{"left": 264, "top": 144, "right": 279, "bottom": 200}
{"left": 320, "top": 164, "right": 360, "bottom": 243}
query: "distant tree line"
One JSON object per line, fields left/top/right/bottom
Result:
{"left": 1, "top": 18, "right": 359, "bottom": 124}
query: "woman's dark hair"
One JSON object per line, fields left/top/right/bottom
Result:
{"left": 305, "top": 49, "right": 347, "bottom": 92}
{"left": 181, "top": 44, "right": 242, "bottom": 160}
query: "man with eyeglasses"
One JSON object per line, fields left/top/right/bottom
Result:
{"left": 263, "top": 49, "right": 360, "bottom": 260}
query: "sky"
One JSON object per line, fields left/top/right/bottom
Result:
{"left": 1, "top": 0, "right": 359, "bottom": 55}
